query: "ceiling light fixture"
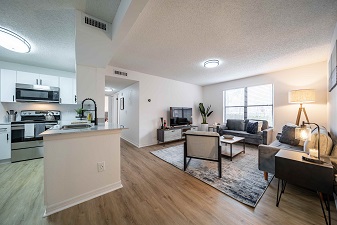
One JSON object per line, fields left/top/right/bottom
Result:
{"left": 0, "top": 27, "right": 31, "bottom": 53}
{"left": 204, "top": 59, "right": 219, "bottom": 68}
{"left": 105, "top": 87, "right": 113, "bottom": 92}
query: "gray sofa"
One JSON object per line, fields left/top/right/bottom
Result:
{"left": 258, "top": 125, "right": 336, "bottom": 180}
{"left": 217, "top": 119, "right": 273, "bottom": 145}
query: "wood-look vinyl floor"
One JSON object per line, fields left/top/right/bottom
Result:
{"left": 0, "top": 140, "right": 336, "bottom": 225}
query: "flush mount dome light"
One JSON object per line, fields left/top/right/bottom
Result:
{"left": 105, "top": 87, "right": 113, "bottom": 92}
{"left": 204, "top": 59, "right": 219, "bottom": 68}
{"left": 0, "top": 27, "right": 31, "bottom": 53}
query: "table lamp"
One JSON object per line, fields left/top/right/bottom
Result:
{"left": 289, "top": 89, "right": 315, "bottom": 125}
{"left": 295, "top": 121, "right": 323, "bottom": 164}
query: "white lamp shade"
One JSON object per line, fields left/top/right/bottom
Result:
{"left": 288, "top": 89, "right": 315, "bottom": 103}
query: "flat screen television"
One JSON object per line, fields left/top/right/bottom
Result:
{"left": 170, "top": 107, "right": 192, "bottom": 126}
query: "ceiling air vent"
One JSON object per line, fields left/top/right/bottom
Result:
{"left": 114, "top": 70, "right": 128, "bottom": 76}
{"left": 84, "top": 16, "right": 107, "bottom": 31}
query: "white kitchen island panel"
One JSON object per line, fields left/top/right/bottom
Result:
{"left": 42, "top": 127, "right": 124, "bottom": 216}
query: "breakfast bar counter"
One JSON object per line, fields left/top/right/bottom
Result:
{"left": 41, "top": 124, "right": 126, "bottom": 217}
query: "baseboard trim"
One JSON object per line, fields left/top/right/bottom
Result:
{"left": 44, "top": 181, "right": 123, "bottom": 217}
{"left": 121, "top": 137, "right": 139, "bottom": 148}
{"left": 0, "top": 158, "right": 11, "bottom": 165}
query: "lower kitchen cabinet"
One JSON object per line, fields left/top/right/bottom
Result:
{"left": 0, "top": 125, "right": 11, "bottom": 161}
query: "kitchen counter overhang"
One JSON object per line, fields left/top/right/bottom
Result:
{"left": 40, "top": 123, "right": 125, "bottom": 136}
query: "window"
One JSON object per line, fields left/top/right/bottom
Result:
{"left": 224, "top": 84, "right": 273, "bottom": 126}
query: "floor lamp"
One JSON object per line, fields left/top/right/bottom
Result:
{"left": 288, "top": 89, "right": 315, "bottom": 126}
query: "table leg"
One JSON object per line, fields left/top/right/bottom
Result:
{"left": 243, "top": 139, "right": 245, "bottom": 154}
{"left": 230, "top": 144, "right": 233, "bottom": 161}
{"left": 318, "top": 192, "right": 331, "bottom": 225}
{"left": 276, "top": 179, "right": 287, "bottom": 207}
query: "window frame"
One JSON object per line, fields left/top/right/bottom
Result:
{"left": 223, "top": 84, "right": 274, "bottom": 126}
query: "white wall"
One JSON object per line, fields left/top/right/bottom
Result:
{"left": 105, "top": 66, "right": 203, "bottom": 147}
{"left": 0, "top": 61, "right": 77, "bottom": 123}
{"left": 203, "top": 61, "right": 328, "bottom": 137}
{"left": 328, "top": 21, "right": 337, "bottom": 140}
{"left": 117, "top": 82, "right": 140, "bottom": 146}
{"left": 76, "top": 65, "right": 105, "bottom": 121}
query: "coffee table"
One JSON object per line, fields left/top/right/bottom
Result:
{"left": 220, "top": 136, "right": 245, "bottom": 161}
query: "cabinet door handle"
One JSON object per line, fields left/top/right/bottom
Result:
{"left": 7, "top": 133, "right": 9, "bottom": 141}
{"left": 12, "top": 95, "right": 14, "bottom": 102}
{"left": 36, "top": 79, "right": 38, "bottom": 85}
{"left": 59, "top": 98, "right": 62, "bottom": 103}
{"left": 74, "top": 95, "right": 77, "bottom": 103}
{"left": 40, "top": 79, "right": 42, "bottom": 85}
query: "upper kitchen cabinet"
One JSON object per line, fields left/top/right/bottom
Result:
{"left": 59, "top": 77, "right": 77, "bottom": 104}
{"left": 39, "top": 74, "right": 59, "bottom": 87}
{"left": 17, "top": 71, "right": 59, "bottom": 87}
{"left": 0, "top": 69, "right": 16, "bottom": 102}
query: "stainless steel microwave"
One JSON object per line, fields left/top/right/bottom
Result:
{"left": 16, "top": 83, "right": 60, "bottom": 103}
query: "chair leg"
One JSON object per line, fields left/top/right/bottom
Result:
{"left": 218, "top": 145, "right": 222, "bottom": 178}
{"left": 264, "top": 171, "right": 268, "bottom": 180}
{"left": 184, "top": 142, "right": 187, "bottom": 171}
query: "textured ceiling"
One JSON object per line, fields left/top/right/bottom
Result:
{"left": 0, "top": 0, "right": 120, "bottom": 73}
{"left": 109, "top": 0, "right": 337, "bottom": 86}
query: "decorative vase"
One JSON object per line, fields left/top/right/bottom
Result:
{"left": 201, "top": 123, "right": 208, "bottom": 132}
{"left": 160, "top": 117, "right": 163, "bottom": 129}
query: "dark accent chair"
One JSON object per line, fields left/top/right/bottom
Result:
{"left": 184, "top": 131, "right": 222, "bottom": 177}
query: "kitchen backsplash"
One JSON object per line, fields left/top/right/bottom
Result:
{"left": 1, "top": 102, "right": 79, "bottom": 122}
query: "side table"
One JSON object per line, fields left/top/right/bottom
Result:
{"left": 275, "top": 150, "right": 334, "bottom": 225}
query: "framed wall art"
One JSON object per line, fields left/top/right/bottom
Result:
{"left": 329, "top": 40, "right": 337, "bottom": 92}
{"left": 120, "top": 97, "right": 124, "bottom": 110}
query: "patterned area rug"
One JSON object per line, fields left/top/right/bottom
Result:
{"left": 151, "top": 144, "right": 272, "bottom": 207}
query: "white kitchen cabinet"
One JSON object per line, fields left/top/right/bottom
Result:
{"left": 17, "top": 71, "right": 39, "bottom": 85}
{"left": 0, "top": 125, "right": 11, "bottom": 161}
{"left": 0, "top": 69, "right": 16, "bottom": 102}
{"left": 17, "top": 71, "right": 59, "bottom": 87}
{"left": 59, "top": 77, "right": 76, "bottom": 104}
{"left": 39, "top": 74, "right": 59, "bottom": 87}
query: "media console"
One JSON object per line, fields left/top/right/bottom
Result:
{"left": 157, "top": 125, "right": 198, "bottom": 144}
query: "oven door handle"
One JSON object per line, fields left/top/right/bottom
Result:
{"left": 11, "top": 126, "right": 25, "bottom": 130}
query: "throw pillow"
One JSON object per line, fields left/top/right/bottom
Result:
{"left": 249, "top": 120, "right": 263, "bottom": 132}
{"left": 330, "top": 145, "right": 337, "bottom": 157}
{"left": 246, "top": 121, "right": 258, "bottom": 134}
{"left": 303, "top": 127, "right": 333, "bottom": 155}
{"left": 227, "top": 119, "right": 245, "bottom": 131}
{"left": 279, "top": 125, "right": 300, "bottom": 146}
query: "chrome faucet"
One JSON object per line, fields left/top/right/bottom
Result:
{"left": 81, "top": 98, "right": 98, "bottom": 125}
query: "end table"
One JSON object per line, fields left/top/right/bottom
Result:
{"left": 275, "top": 150, "right": 334, "bottom": 225}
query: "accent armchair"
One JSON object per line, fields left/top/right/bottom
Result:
{"left": 184, "top": 131, "right": 222, "bottom": 177}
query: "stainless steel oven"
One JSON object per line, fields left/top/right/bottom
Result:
{"left": 16, "top": 83, "right": 60, "bottom": 103}
{"left": 11, "top": 110, "right": 60, "bottom": 162}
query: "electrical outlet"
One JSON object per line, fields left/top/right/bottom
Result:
{"left": 97, "top": 161, "right": 105, "bottom": 172}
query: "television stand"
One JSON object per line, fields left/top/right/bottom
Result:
{"left": 157, "top": 125, "right": 198, "bottom": 144}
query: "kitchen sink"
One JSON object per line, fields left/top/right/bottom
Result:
{"left": 61, "top": 124, "right": 92, "bottom": 130}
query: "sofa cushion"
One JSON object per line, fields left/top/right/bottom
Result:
{"left": 270, "top": 140, "right": 303, "bottom": 151}
{"left": 247, "top": 121, "right": 258, "bottom": 134}
{"left": 226, "top": 119, "right": 245, "bottom": 131}
{"left": 303, "top": 127, "right": 333, "bottom": 155}
{"left": 279, "top": 124, "right": 300, "bottom": 146}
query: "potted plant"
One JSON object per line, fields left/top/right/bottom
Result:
{"left": 75, "top": 108, "right": 83, "bottom": 119}
{"left": 199, "top": 103, "right": 213, "bottom": 131}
